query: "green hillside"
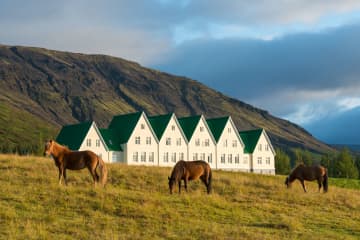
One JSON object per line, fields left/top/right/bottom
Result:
{"left": 1, "top": 154, "right": 359, "bottom": 239}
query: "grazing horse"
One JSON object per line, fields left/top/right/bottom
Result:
{"left": 285, "top": 164, "right": 328, "bottom": 193}
{"left": 44, "top": 140, "right": 108, "bottom": 187}
{"left": 168, "top": 160, "right": 212, "bottom": 194}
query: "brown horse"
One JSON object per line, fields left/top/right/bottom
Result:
{"left": 285, "top": 164, "right": 328, "bottom": 193}
{"left": 44, "top": 140, "right": 108, "bottom": 187}
{"left": 168, "top": 160, "right": 212, "bottom": 194}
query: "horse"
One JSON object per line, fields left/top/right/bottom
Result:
{"left": 285, "top": 164, "right": 328, "bottom": 193}
{"left": 43, "top": 140, "right": 108, "bottom": 187}
{"left": 168, "top": 160, "right": 212, "bottom": 194}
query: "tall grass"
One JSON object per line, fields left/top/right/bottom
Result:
{"left": 0, "top": 154, "right": 359, "bottom": 239}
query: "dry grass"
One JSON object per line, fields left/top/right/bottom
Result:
{"left": 0, "top": 154, "right": 359, "bottom": 239}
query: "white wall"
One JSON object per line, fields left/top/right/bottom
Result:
{"left": 251, "top": 132, "right": 275, "bottom": 175}
{"left": 188, "top": 118, "right": 216, "bottom": 169}
{"left": 125, "top": 114, "right": 158, "bottom": 166}
{"left": 216, "top": 120, "right": 246, "bottom": 171}
{"left": 158, "top": 116, "right": 188, "bottom": 167}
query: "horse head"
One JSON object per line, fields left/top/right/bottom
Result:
{"left": 168, "top": 176, "right": 176, "bottom": 194}
{"left": 43, "top": 139, "right": 54, "bottom": 156}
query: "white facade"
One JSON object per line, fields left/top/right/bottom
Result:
{"left": 121, "top": 113, "right": 159, "bottom": 166}
{"left": 187, "top": 116, "right": 217, "bottom": 169}
{"left": 215, "top": 119, "right": 246, "bottom": 171}
{"left": 78, "top": 122, "right": 111, "bottom": 163}
{"left": 157, "top": 115, "right": 188, "bottom": 167}
{"left": 251, "top": 131, "right": 276, "bottom": 175}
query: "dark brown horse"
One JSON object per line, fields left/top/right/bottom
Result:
{"left": 285, "top": 164, "right": 328, "bottom": 193}
{"left": 44, "top": 140, "right": 108, "bottom": 187}
{"left": 168, "top": 160, "right": 212, "bottom": 194}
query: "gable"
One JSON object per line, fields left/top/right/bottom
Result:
{"left": 56, "top": 121, "right": 92, "bottom": 150}
{"left": 108, "top": 112, "right": 142, "bottom": 144}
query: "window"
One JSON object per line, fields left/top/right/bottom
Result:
{"left": 171, "top": 125, "right": 175, "bottom": 131}
{"left": 163, "top": 152, "right": 169, "bottom": 163}
{"left": 195, "top": 139, "right": 200, "bottom": 146}
{"left": 208, "top": 154, "right": 212, "bottom": 163}
{"left": 265, "top": 144, "right": 269, "bottom": 151}
{"left": 86, "top": 139, "right": 91, "bottom": 147}
{"left": 149, "top": 152, "right": 154, "bottom": 162}
{"left": 200, "top": 126, "right": 204, "bottom": 132}
{"left": 171, "top": 153, "right": 176, "bottom": 162}
{"left": 221, "top": 154, "right": 225, "bottom": 163}
{"left": 96, "top": 139, "right": 100, "bottom": 147}
{"left": 141, "top": 124, "right": 145, "bottom": 129}
{"left": 223, "top": 140, "right": 228, "bottom": 147}
{"left": 133, "top": 152, "right": 138, "bottom": 162}
{"left": 141, "top": 152, "right": 146, "bottom": 162}
{"left": 200, "top": 153, "right": 205, "bottom": 161}
{"left": 257, "top": 157, "right": 262, "bottom": 165}
{"left": 135, "top": 136, "right": 140, "bottom": 145}
{"left": 243, "top": 156, "right": 248, "bottom": 164}
{"left": 176, "top": 138, "right": 181, "bottom": 146}
{"left": 146, "top": 137, "right": 151, "bottom": 145}
{"left": 228, "top": 154, "right": 232, "bottom": 164}
{"left": 232, "top": 140, "right": 237, "bottom": 147}
{"left": 235, "top": 155, "right": 239, "bottom": 164}
{"left": 228, "top": 127, "right": 231, "bottom": 133}
{"left": 179, "top": 152, "right": 184, "bottom": 161}
{"left": 112, "top": 152, "right": 121, "bottom": 162}
{"left": 204, "top": 139, "right": 210, "bottom": 147}
{"left": 266, "top": 157, "right": 271, "bottom": 165}
{"left": 166, "top": 138, "right": 171, "bottom": 146}
{"left": 193, "top": 153, "right": 198, "bottom": 161}
{"left": 258, "top": 144, "right": 262, "bottom": 151}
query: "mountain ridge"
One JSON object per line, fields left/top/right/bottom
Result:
{"left": 0, "top": 44, "right": 333, "bottom": 153}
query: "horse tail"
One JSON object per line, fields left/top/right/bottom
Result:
{"left": 323, "top": 168, "right": 328, "bottom": 193}
{"left": 207, "top": 167, "right": 212, "bottom": 194}
{"left": 97, "top": 157, "right": 108, "bottom": 187}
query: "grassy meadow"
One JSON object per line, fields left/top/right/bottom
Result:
{"left": 0, "top": 154, "right": 359, "bottom": 240}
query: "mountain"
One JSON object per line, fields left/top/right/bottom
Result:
{"left": 0, "top": 44, "right": 333, "bottom": 154}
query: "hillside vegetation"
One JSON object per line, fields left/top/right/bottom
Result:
{"left": 0, "top": 45, "right": 332, "bottom": 154}
{"left": 1, "top": 154, "right": 359, "bottom": 239}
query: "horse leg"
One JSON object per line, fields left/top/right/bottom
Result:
{"left": 63, "top": 169, "right": 68, "bottom": 186}
{"left": 184, "top": 178, "right": 188, "bottom": 192}
{"left": 317, "top": 179, "right": 322, "bottom": 192}
{"left": 300, "top": 180, "right": 307, "bottom": 192}
{"left": 178, "top": 180, "right": 181, "bottom": 194}
{"left": 58, "top": 167, "right": 62, "bottom": 185}
{"left": 89, "top": 167, "right": 99, "bottom": 187}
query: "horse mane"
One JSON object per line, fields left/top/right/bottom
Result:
{"left": 170, "top": 161, "right": 185, "bottom": 180}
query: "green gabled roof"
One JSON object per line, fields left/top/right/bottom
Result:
{"left": 178, "top": 115, "right": 201, "bottom": 141}
{"left": 108, "top": 112, "right": 142, "bottom": 144}
{"left": 99, "top": 129, "right": 123, "bottom": 151}
{"left": 56, "top": 121, "right": 92, "bottom": 150}
{"left": 148, "top": 113, "right": 172, "bottom": 140}
{"left": 206, "top": 116, "right": 230, "bottom": 143}
{"left": 239, "top": 129, "right": 263, "bottom": 153}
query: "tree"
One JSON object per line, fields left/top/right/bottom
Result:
{"left": 275, "top": 148, "right": 291, "bottom": 175}
{"left": 320, "top": 152, "right": 336, "bottom": 177}
{"left": 334, "top": 148, "right": 359, "bottom": 179}
{"left": 293, "top": 148, "right": 313, "bottom": 166}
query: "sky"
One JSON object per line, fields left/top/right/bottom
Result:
{"left": 1, "top": 0, "right": 360, "bottom": 144}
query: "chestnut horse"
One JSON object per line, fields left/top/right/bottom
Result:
{"left": 168, "top": 160, "right": 212, "bottom": 194}
{"left": 44, "top": 140, "right": 108, "bottom": 187}
{"left": 285, "top": 164, "right": 328, "bottom": 193}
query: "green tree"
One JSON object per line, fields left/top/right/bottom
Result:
{"left": 320, "top": 152, "right": 335, "bottom": 177}
{"left": 293, "top": 149, "right": 313, "bottom": 166}
{"left": 275, "top": 148, "right": 291, "bottom": 175}
{"left": 335, "top": 148, "right": 359, "bottom": 179}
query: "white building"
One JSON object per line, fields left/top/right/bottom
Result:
{"left": 108, "top": 112, "right": 158, "bottom": 166}
{"left": 148, "top": 113, "right": 188, "bottom": 167}
{"left": 239, "top": 129, "right": 276, "bottom": 175}
{"left": 178, "top": 115, "right": 217, "bottom": 169}
{"left": 207, "top": 116, "right": 246, "bottom": 171}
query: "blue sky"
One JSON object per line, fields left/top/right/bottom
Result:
{"left": 1, "top": 0, "right": 360, "bottom": 144}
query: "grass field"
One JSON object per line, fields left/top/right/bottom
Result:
{"left": 0, "top": 154, "right": 359, "bottom": 240}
